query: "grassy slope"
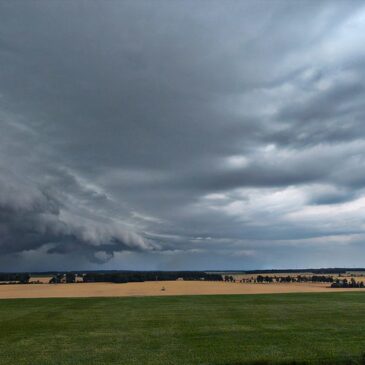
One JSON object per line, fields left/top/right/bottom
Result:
{"left": 0, "top": 292, "right": 365, "bottom": 365}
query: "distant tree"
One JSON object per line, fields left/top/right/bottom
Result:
{"left": 285, "top": 276, "right": 292, "bottom": 282}
{"left": 66, "top": 273, "right": 76, "bottom": 283}
{"left": 18, "top": 273, "right": 30, "bottom": 284}
{"left": 49, "top": 274, "right": 63, "bottom": 284}
{"left": 256, "top": 275, "right": 264, "bottom": 283}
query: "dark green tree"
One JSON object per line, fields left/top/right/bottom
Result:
{"left": 66, "top": 273, "right": 76, "bottom": 283}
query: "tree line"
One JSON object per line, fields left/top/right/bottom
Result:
{"left": 256, "top": 275, "right": 335, "bottom": 283}
{"left": 83, "top": 271, "right": 223, "bottom": 283}
{"left": 224, "top": 275, "right": 337, "bottom": 283}
{"left": 0, "top": 273, "right": 30, "bottom": 284}
{"left": 49, "top": 273, "right": 76, "bottom": 284}
{"left": 331, "top": 278, "right": 365, "bottom": 288}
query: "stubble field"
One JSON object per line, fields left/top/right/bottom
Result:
{"left": 0, "top": 280, "right": 365, "bottom": 299}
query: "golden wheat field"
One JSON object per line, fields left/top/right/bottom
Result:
{"left": 0, "top": 280, "right": 364, "bottom": 299}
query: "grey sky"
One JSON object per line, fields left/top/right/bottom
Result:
{"left": 1, "top": 1, "right": 365, "bottom": 271}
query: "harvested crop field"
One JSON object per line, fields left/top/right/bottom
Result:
{"left": 0, "top": 280, "right": 364, "bottom": 299}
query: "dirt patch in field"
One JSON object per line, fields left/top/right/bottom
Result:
{"left": 0, "top": 281, "right": 364, "bottom": 299}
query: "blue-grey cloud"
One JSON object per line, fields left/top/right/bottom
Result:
{"left": 1, "top": 0, "right": 365, "bottom": 270}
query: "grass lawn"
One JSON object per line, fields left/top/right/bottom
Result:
{"left": 0, "top": 292, "right": 365, "bottom": 365}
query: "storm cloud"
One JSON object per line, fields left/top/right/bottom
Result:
{"left": 1, "top": 1, "right": 365, "bottom": 270}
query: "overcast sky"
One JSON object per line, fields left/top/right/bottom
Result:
{"left": 1, "top": 1, "right": 365, "bottom": 271}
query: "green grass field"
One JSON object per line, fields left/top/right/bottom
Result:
{"left": 0, "top": 292, "right": 365, "bottom": 365}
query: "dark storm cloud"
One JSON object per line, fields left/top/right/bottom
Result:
{"left": 0, "top": 166, "right": 155, "bottom": 262}
{"left": 1, "top": 0, "right": 365, "bottom": 270}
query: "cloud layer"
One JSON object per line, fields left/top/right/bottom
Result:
{"left": 1, "top": 1, "right": 365, "bottom": 270}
